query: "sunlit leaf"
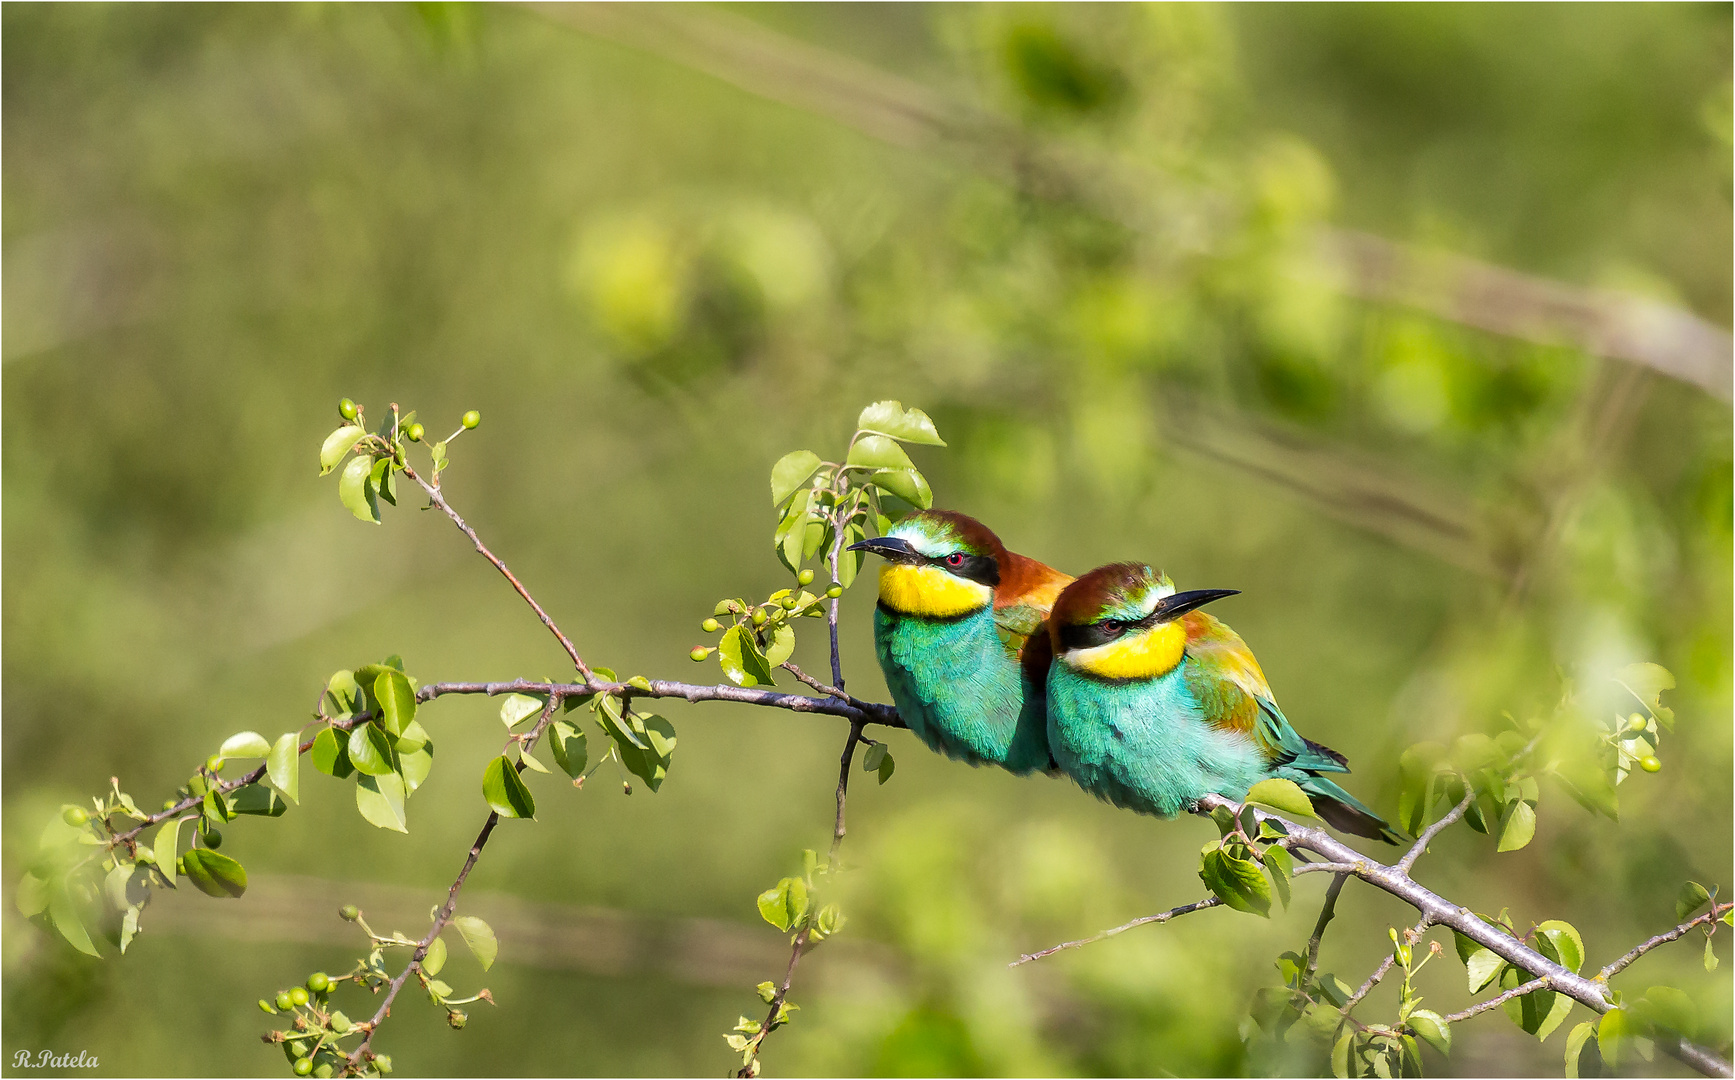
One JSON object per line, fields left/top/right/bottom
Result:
{"left": 1497, "top": 799, "right": 1536, "bottom": 851}
{"left": 181, "top": 849, "right": 248, "bottom": 899}
{"left": 770, "top": 450, "right": 822, "bottom": 506}
{"left": 499, "top": 693, "right": 545, "bottom": 729}
{"left": 348, "top": 723, "right": 396, "bottom": 777}
{"left": 856, "top": 401, "right": 945, "bottom": 446}
{"left": 422, "top": 934, "right": 447, "bottom": 977}
{"left": 481, "top": 756, "right": 535, "bottom": 819}
{"left": 1246, "top": 778, "right": 1317, "bottom": 818}
{"left": 319, "top": 425, "right": 367, "bottom": 474}
{"left": 356, "top": 773, "right": 409, "bottom": 832}
{"left": 219, "top": 731, "right": 271, "bottom": 759}
{"left": 339, "top": 452, "right": 380, "bottom": 524}
{"left": 1677, "top": 881, "right": 1712, "bottom": 922}
{"left": 374, "top": 669, "right": 416, "bottom": 737}
{"left": 454, "top": 915, "right": 498, "bottom": 971}
{"left": 268, "top": 732, "right": 300, "bottom": 804}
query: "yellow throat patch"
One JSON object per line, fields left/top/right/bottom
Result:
{"left": 1066, "top": 621, "right": 1187, "bottom": 680}
{"left": 877, "top": 562, "right": 991, "bottom": 618}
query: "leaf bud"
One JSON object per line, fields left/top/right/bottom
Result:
{"left": 259, "top": 999, "right": 277, "bottom": 1014}
{"left": 447, "top": 1008, "right": 468, "bottom": 1029}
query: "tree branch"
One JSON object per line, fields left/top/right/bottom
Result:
{"left": 1302, "top": 873, "right": 1349, "bottom": 988}
{"left": 416, "top": 678, "right": 904, "bottom": 729}
{"left": 1396, "top": 791, "right": 1474, "bottom": 875}
{"left": 1009, "top": 897, "right": 1222, "bottom": 967}
{"left": 1598, "top": 903, "right": 1734, "bottom": 981}
{"left": 1439, "top": 976, "right": 1547, "bottom": 1024}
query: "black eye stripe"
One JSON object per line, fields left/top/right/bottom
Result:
{"left": 926, "top": 550, "right": 1000, "bottom": 587}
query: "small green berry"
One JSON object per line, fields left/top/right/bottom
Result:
{"left": 200, "top": 827, "right": 222, "bottom": 850}
{"left": 461, "top": 410, "right": 481, "bottom": 430}
{"left": 690, "top": 647, "right": 708, "bottom": 662}
{"left": 62, "top": 806, "right": 90, "bottom": 827}
{"left": 780, "top": 597, "right": 799, "bottom": 610}
{"left": 701, "top": 617, "right": 720, "bottom": 633}
{"left": 339, "top": 904, "right": 360, "bottom": 922}
{"left": 205, "top": 755, "right": 225, "bottom": 774}
{"left": 259, "top": 998, "right": 277, "bottom": 1014}
{"left": 1626, "top": 714, "right": 1648, "bottom": 733}
{"left": 406, "top": 422, "right": 425, "bottom": 443}
{"left": 294, "top": 1057, "right": 314, "bottom": 1076}
{"left": 826, "top": 585, "right": 844, "bottom": 598}
{"left": 339, "top": 398, "right": 359, "bottom": 421}
{"left": 307, "top": 972, "right": 331, "bottom": 994}
{"left": 751, "top": 611, "right": 768, "bottom": 627}
{"left": 276, "top": 991, "right": 295, "bottom": 1011}
{"left": 1639, "top": 756, "right": 1662, "bottom": 773}
{"left": 289, "top": 986, "right": 309, "bottom": 1007}
{"left": 797, "top": 568, "right": 815, "bottom": 586}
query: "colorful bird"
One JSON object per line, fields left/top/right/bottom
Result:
{"left": 1045, "top": 562, "right": 1400, "bottom": 842}
{"left": 848, "top": 510, "right": 1073, "bottom": 774}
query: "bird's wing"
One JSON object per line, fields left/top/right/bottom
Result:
{"left": 993, "top": 551, "right": 1072, "bottom": 658}
{"left": 1181, "top": 611, "right": 1350, "bottom": 775}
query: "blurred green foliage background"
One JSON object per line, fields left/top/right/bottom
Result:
{"left": 4, "top": 3, "right": 1730, "bottom": 1075}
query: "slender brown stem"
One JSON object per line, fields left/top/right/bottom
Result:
{"left": 1340, "top": 918, "right": 1429, "bottom": 1019}
{"left": 1010, "top": 898, "right": 1222, "bottom": 967}
{"left": 401, "top": 464, "right": 595, "bottom": 685}
{"left": 1440, "top": 977, "right": 1547, "bottom": 1024}
{"left": 1598, "top": 903, "right": 1734, "bottom": 981}
{"left": 1397, "top": 792, "right": 1474, "bottom": 875}
{"left": 1302, "top": 873, "right": 1348, "bottom": 988}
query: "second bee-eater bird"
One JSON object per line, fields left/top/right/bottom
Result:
{"left": 1045, "top": 562, "right": 1400, "bottom": 842}
{"left": 848, "top": 510, "right": 1073, "bottom": 774}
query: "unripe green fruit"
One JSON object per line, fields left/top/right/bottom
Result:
{"left": 1626, "top": 714, "right": 1648, "bottom": 733}
{"left": 294, "top": 1057, "right": 314, "bottom": 1076}
{"left": 701, "top": 618, "right": 720, "bottom": 633}
{"left": 339, "top": 398, "right": 358, "bottom": 421}
{"left": 780, "top": 597, "right": 799, "bottom": 610}
{"left": 307, "top": 972, "right": 330, "bottom": 994}
{"left": 751, "top": 611, "right": 768, "bottom": 626}
{"left": 797, "top": 568, "right": 815, "bottom": 585}
{"left": 826, "top": 585, "right": 843, "bottom": 598}
{"left": 1639, "top": 756, "right": 1662, "bottom": 773}
{"left": 690, "top": 647, "right": 708, "bottom": 662}
{"left": 339, "top": 904, "right": 360, "bottom": 922}
{"left": 461, "top": 410, "right": 481, "bottom": 430}
{"left": 276, "top": 992, "right": 294, "bottom": 1011}
{"left": 205, "top": 755, "right": 224, "bottom": 774}
{"left": 200, "top": 827, "right": 222, "bottom": 850}
{"left": 406, "top": 423, "right": 425, "bottom": 443}
{"left": 63, "top": 806, "right": 90, "bottom": 827}
{"left": 289, "top": 986, "right": 309, "bottom": 1006}
{"left": 259, "top": 999, "right": 276, "bottom": 1014}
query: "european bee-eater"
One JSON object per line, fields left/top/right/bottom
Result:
{"left": 848, "top": 510, "right": 1072, "bottom": 774}
{"left": 1045, "top": 562, "right": 1399, "bottom": 842}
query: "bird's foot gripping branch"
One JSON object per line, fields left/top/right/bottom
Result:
{"left": 15, "top": 397, "right": 1731, "bottom": 1079}
{"left": 16, "top": 398, "right": 938, "bottom": 1078}
{"left": 1017, "top": 668, "right": 1732, "bottom": 1079}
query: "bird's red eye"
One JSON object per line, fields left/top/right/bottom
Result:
{"left": 945, "top": 553, "right": 966, "bottom": 568}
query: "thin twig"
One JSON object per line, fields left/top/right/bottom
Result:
{"left": 1340, "top": 918, "right": 1430, "bottom": 1017}
{"left": 1010, "top": 898, "right": 1222, "bottom": 967}
{"left": 1440, "top": 977, "right": 1548, "bottom": 1024}
{"left": 417, "top": 678, "right": 904, "bottom": 728}
{"left": 401, "top": 464, "right": 595, "bottom": 685}
{"left": 829, "top": 722, "right": 865, "bottom": 864}
{"left": 1302, "top": 873, "right": 1348, "bottom": 988}
{"left": 1397, "top": 791, "right": 1474, "bottom": 875}
{"left": 1598, "top": 903, "right": 1734, "bottom": 981}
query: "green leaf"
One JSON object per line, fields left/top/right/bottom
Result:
{"left": 453, "top": 915, "right": 497, "bottom": 970}
{"left": 1497, "top": 800, "right": 1536, "bottom": 852}
{"left": 1499, "top": 959, "right": 1560, "bottom": 1037}
{"left": 104, "top": 862, "right": 137, "bottom": 910}
{"left": 547, "top": 720, "right": 588, "bottom": 779}
{"left": 775, "top": 488, "right": 813, "bottom": 573}
{"left": 764, "top": 622, "right": 796, "bottom": 667}
{"left": 311, "top": 727, "right": 355, "bottom": 778}
{"left": 219, "top": 731, "right": 272, "bottom": 758}
{"left": 1707, "top": 935, "right": 1720, "bottom": 971}
{"left": 1676, "top": 881, "right": 1712, "bottom": 922}
{"left": 770, "top": 450, "right": 823, "bottom": 506}
{"left": 1597, "top": 1007, "right": 1635, "bottom": 1068}
{"left": 268, "top": 732, "right": 300, "bottom": 804}
{"left": 338, "top": 452, "right": 381, "bottom": 524}
{"left": 1245, "top": 778, "right": 1317, "bottom": 818}
{"left": 1463, "top": 946, "right": 1505, "bottom": 994}
{"left": 1331, "top": 1030, "right": 1353, "bottom": 1079}
{"left": 499, "top": 693, "right": 545, "bottom": 729}
{"left": 1264, "top": 844, "right": 1294, "bottom": 910}
{"left": 356, "top": 773, "right": 408, "bottom": 832}
{"left": 1617, "top": 662, "right": 1675, "bottom": 716}
{"left": 320, "top": 425, "right": 367, "bottom": 474}
{"left": 374, "top": 670, "right": 416, "bottom": 737}
{"left": 397, "top": 723, "right": 434, "bottom": 794}
{"left": 846, "top": 434, "right": 916, "bottom": 472}
{"left": 1565, "top": 1020, "right": 1597, "bottom": 1079}
{"left": 482, "top": 756, "right": 535, "bottom": 819}
{"left": 370, "top": 455, "right": 396, "bottom": 506}
{"left": 203, "top": 787, "right": 233, "bottom": 827}
{"left": 16, "top": 872, "right": 48, "bottom": 917}
{"left": 119, "top": 905, "right": 141, "bottom": 954}
{"left": 229, "top": 784, "right": 288, "bottom": 817}
{"left": 518, "top": 748, "right": 550, "bottom": 773}
{"left": 422, "top": 934, "right": 447, "bottom": 976}
{"left": 1408, "top": 1009, "right": 1451, "bottom": 1055}
{"left": 1638, "top": 985, "right": 1697, "bottom": 1036}
{"left": 758, "top": 879, "right": 793, "bottom": 932}
{"left": 153, "top": 819, "right": 184, "bottom": 886}
{"left": 869, "top": 468, "right": 933, "bottom": 509}
{"left": 1536, "top": 920, "right": 1585, "bottom": 974}
{"left": 348, "top": 723, "right": 396, "bottom": 777}
{"left": 1199, "top": 846, "right": 1272, "bottom": 916}
{"left": 856, "top": 401, "right": 946, "bottom": 446}
{"left": 323, "top": 670, "right": 360, "bottom": 719}
{"left": 837, "top": 521, "right": 865, "bottom": 588}
{"left": 874, "top": 746, "right": 894, "bottom": 784}
{"left": 717, "top": 626, "right": 759, "bottom": 688}
{"left": 181, "top": 849, "right": 248, "bottom": 899}
{"left": 862, "top": 743, "right": 886, "bottom": 773}
{"left": 49, "top": 885, "right": 99, "bottom": 955}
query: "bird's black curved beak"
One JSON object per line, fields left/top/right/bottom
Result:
{"left": 847, "top": 536, "right": 918, "bottom": 562}
{"left": 1151, "top": 588, "right": 1239, "bottom": 622}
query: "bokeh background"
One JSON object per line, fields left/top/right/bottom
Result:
{"left": 4, "top": 3, "right": 1731, "bottom": 1076}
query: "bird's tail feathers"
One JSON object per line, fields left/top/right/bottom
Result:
{"left": 1299, "top": 776, "right": 1406, "bottom": 845}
